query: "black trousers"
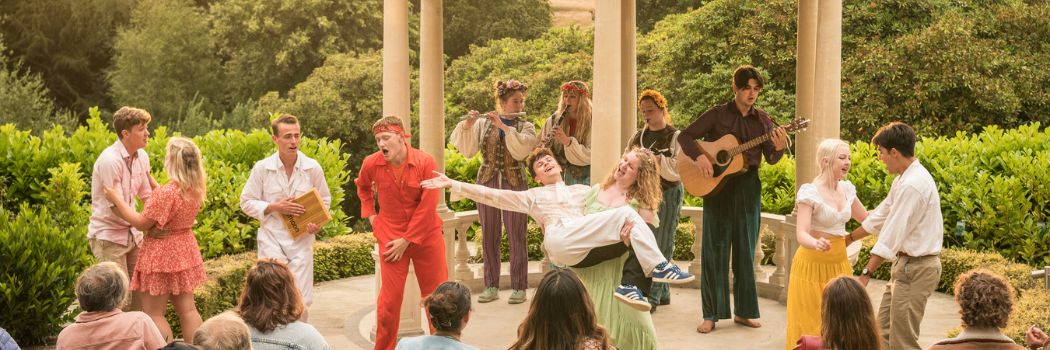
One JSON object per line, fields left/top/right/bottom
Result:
{"left": 570, "top": 223, "right": 655, "bottom": 295}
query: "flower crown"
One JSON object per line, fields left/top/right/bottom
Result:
{"left": 560, "top": 81, "right": 590, "bottom": 98}
{"left": 497, "top": 79, "right": 528, "bottom": 97}
{"left": 638, "top": 89, "right": 668, "bottom": 110}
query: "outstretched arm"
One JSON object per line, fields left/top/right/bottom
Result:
{"left": 422, "top": 171, "right": 536, "bottom": 214}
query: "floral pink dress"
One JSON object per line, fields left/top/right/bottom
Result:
{"left": 132, "top": 183, "right": 207, "bottom": 295}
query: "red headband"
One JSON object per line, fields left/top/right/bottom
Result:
{"left": 560, "top": 81, "right": 590, "bottom": 98}
{"left": 373, "top": 124, "right": 409, "bottom": 138}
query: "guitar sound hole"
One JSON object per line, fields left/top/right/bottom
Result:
{"left": 715, "top": 151, "right": 731, "bottom": 165}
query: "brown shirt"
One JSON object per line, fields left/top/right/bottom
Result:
{"left": 677, "top": 101, "right": 785, "bottom": 168}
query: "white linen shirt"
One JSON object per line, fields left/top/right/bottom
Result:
{"left": 240, "top": 152, "right": 331, "bottom": 253}
{"left": 861, "top": 160, "right": 944, "bottom": 261}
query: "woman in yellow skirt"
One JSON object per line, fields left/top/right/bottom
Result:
{"left": 785, "top": 138, "right": 870, "bottom": 350}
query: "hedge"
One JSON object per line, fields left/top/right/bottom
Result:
{"left": 165, "top": 233, "right": 376, "bottom": 334}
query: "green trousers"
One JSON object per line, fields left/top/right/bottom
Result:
{"left": 701, "top": 170, "right": 761, "bottom": 320}
{"left": 648, "top": 183, "right": 683, "bottom": 307}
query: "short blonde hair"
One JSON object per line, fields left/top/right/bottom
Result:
{"left": 194, "top": 311, "right": 252, "bottom": 350}
{"left": 372, "top": 115, "right": 406, "bottom": 131}
{"left": 270, "top": 114, "right": 299, "bottom": 136}
{"left": 815, "top": 138, "right": 849, "bottom": 181}
{"left": 112, "top": 107, "right": 152, "bottom": 139}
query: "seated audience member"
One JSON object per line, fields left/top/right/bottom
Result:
{"left": 928, "top": 269, "right": 1025, "bottom": 350}
{"left": 193, "top": 312, "right": 252, "bottom": 350}
{"left": 794, "top": 276, "right": 880, "bottom": 350}
{"left": 1027, "top": 326, "right": 1048, "bottom": 350}
{"left": 0, "top": 328, "right": 19, "bottom": 350}
{"left": 509, "top": 268, "right": 616, "bottom": 350}
{"left": 396, "top": 281, "right": 478, "bottom": 350}
{"left": 56, "top": 262, "right": 166, "bottom": 350}
{"left": 236, "top": 259, "right": 329, "bottom": 350}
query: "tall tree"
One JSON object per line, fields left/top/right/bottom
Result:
{"left": 109, "top": 0, "right": 225, "bottom": 124}
{"left": 209, "top": 0, "right": 383, "bottom": 102}
{"left": 0, "top": 0, "right": 134, "bottom": 116}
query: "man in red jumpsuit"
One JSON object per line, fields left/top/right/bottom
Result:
{"left": 355, "top": 115, "right": 448, "bottom": 350}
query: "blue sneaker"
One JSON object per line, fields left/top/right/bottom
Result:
{"left": 651, "top": 262, "right": 695, "bottom": 284}
{"left": 614, "top": 284, "right": 652, "bottom": 312}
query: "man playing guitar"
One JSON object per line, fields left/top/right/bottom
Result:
{"left": 678, "top": 65, "right": 788, "bottom": 334}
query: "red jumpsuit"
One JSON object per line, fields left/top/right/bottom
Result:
{"left": 355, "top": 146, "right": 448, "bottom": 350}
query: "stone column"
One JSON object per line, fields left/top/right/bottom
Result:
{"left": 419, "top": 0, "right": 451, "bottom": 214}
{"left": 591, "top": 0, "right": 637, "bottom": 183}
{"left": 780, "top": 0, "right": 842, "bottom": 305}
{"left": 814, "top": 0, "right": 842, "bottom": 144}
{"left": 383, "top": 0, "right": 411, "bottom": 133}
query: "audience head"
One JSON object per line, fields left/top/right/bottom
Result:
{"left": 424, "top": 281, "right": 472, "bottom": 334}
{"left": 509, "top": 268, "right": 611, "bottom": 350}
{"left": 237, "top": 259, "right": 304, "bottom": 333}
{"left": 821, "top": 276, "right": 880, "bottom": 350}
{"left": 75, "top": 262, "right": 129, "bottom": 312}
{"left": 954, "top": 269, "right": 1014, "bottom": 329}
{"left": 193, "top": 312, "right": 252, "bottom": 350}
{"left": 601, "top": 148, "right": 662, "bottom": 210}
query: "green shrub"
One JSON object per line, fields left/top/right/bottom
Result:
{"left": 1007, "top": 288, "right": 1050, "bottom": 344}
{"left": 444, "top": 26, "right": 594, "bottom": 134}
{"left": 166, "top": 233, "right": 376, "bottom": 334}
{"left": 853, "top": 236, "right": 1036, "bottom": 295}
{"left": 0, "top": 111, "right": 353, "bottom": 259}
{"left": 0, "top": 165, "right": 94, "bottom": 345}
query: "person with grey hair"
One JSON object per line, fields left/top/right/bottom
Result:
{"left": 56, "top": 262, "right": 166, "bottom": 350}
{"left": 193, "top": 312, "right": 253, "bottom": 350}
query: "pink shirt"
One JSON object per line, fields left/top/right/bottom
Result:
{"left": 88, "top": 140, "right": 153, "bottom": 246}
{"left": 55, "top": 310, "right": 166, "bottom": 350}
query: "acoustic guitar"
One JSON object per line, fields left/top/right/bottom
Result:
{"left": 676, "top": 118, "right": 810, "bottom": 197}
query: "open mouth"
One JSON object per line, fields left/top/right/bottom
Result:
{"left": 381, "top": 148, "right": 389, "bottom": 156}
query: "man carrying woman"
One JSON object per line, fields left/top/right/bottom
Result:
{"left": 422, "top": 148, "right": 694, "bottom": 306}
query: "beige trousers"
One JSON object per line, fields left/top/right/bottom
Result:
{"left": 878, "top": 255, "right": 942, "bottom": 350}
{"left": 89, "top": 236, "right": 141, "bottom": 311}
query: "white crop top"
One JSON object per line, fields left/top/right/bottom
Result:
{"left": 795, "top": 181, "right": 856, "bottom": 236}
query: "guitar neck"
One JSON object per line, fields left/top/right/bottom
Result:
{"left": 728, "top": 132, "right": 774, "bottom": 158}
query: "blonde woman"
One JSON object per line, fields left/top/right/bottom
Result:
{"left": 450, "top": 79, "right": 537, "bottom": 304}
{"left": 104, "top": 136, "right": 208, "bottom": 343}
{"left": 784, "top": 138, "right": 868, "bottom": 350}
{"left": 625, "top": 89, "right": 683, "bottom": 310}
{"left": 571, "top": 148, "right": 663, "bottom": 348}
{"left": 539, "top": 80, "right": 592, "bottom": 185}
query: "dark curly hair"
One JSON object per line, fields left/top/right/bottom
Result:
{"left": 424, "top": 281, "right": 472, "bottom": 332}
{"left": 954, "top": 269, "right": 1014, "bottom": 329}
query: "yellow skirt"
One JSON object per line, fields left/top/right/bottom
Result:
{"left": 785, "top": 237, "right": 852, "bottom": 350}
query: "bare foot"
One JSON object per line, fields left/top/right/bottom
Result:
{"left": 733, "top": 316, "right": 762, "bottom": 328}
{"left": 696, "top": 319, "right": 716, "bottom": 333}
